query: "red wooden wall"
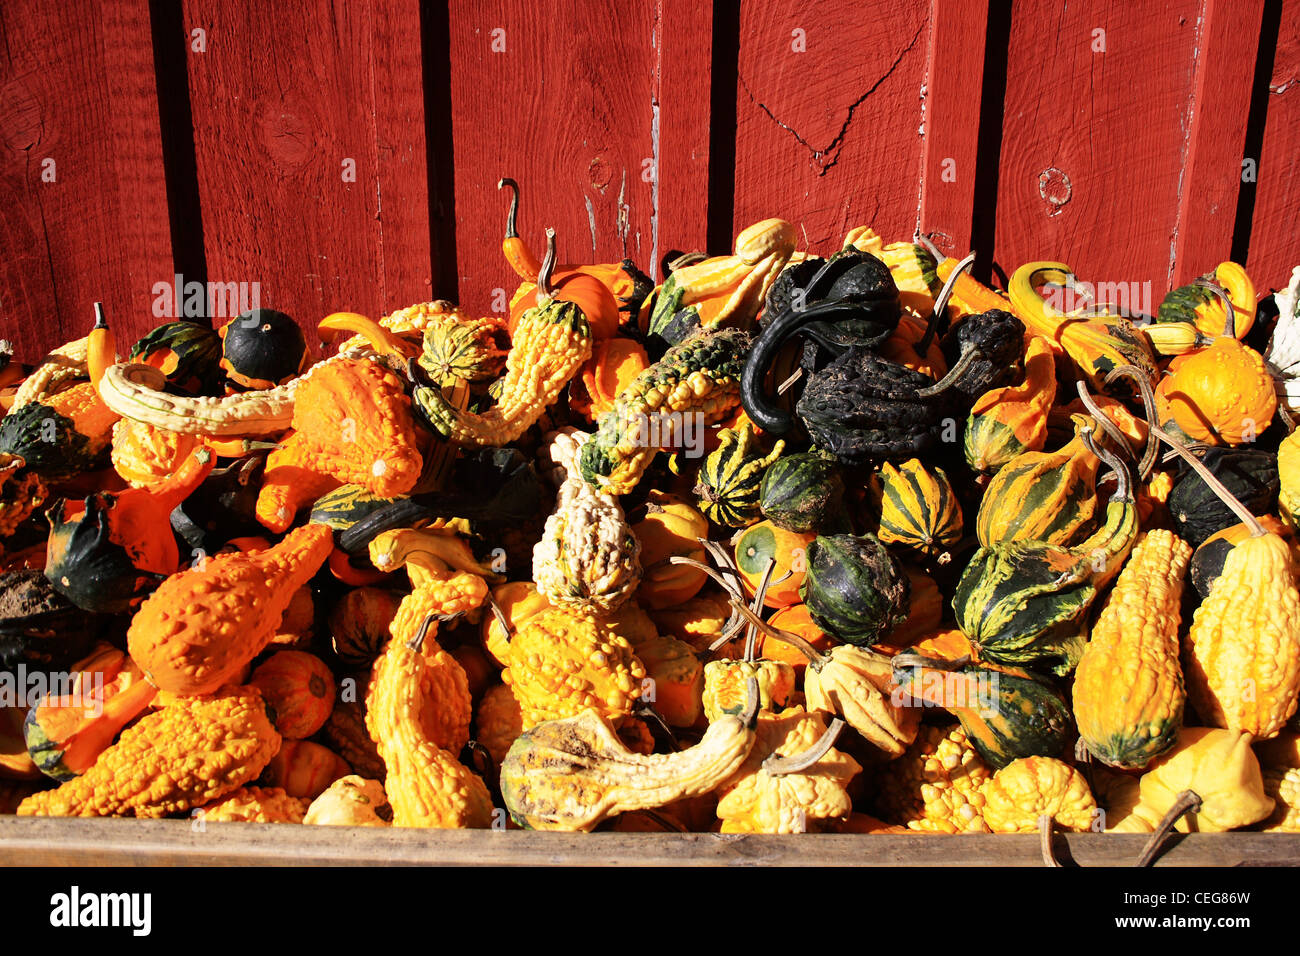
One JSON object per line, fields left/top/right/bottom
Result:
{"left": 1, "top": 0, "right": 1298, "bottom": 362}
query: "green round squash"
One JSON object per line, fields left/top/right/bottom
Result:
{"left": 759, "top": 451, "right": 845, "bottom": 533}
{"left": 799, "top": 533, "right": 908, "bottom": 646}
{"left": 1168, "top": 447, "right": 1278, "bottom": 547}
{"left": 219, "top": 308, "right": 308, "bottom": 390}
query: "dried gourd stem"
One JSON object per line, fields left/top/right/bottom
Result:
{"left": 669, "top": 252, "right": 707, "bottom": 272}
{"left": 723, "top": 595, "right": 824, "bottom": 665}
{"left": 1073, "top": 380, "right": 1136, "bottom": 464}
{"left": 1079, "top": 426, "right": 1131, "bottom": 502}
{"left": 915, "top": 232, "right": 944, "bottom": 262}
{"left": 408, "top": 614, "right": 436, "bottom": 652}
{"left": 916, "top": 251, "right": 976, "bottom": 356}
{"left": 1103, "top": 365, "right": 1160, "bottom": 482}
{"left": 487, "top": 596, "right": 512, "bottom": 644}
{"left": 776, "top": 366, "right": 804, "bottom": 396}
{"left": 1193, "top": 277, "right": 1238, "bottom": 339}
{"left": 1279, "top": 403, "right": 1297, "bottom": 435}
{"left": 915, "top": 346, "right": 979, "bottom": 398}
{"left": 535, "top": 228, "right": 558, "bottom": 303}
{"left": 763, "top": 717, "right": 846, "bottom": 775}
{"left": 637, "top": 808, "right": 689, "bottom": 832}
{"left": 498, "top": 178, "right": 522, "bottom": 237}
{"left": 1039, "top": 815, "right": 1062, "bottom": 867}
{"left": 890, "top": 651, "right": 972, "bottom": 678}
{"left": 743, "top": 558, "right": 778, "bottom": 662}
{"left": 1135, "top": 789, "right": 1203, "bottom": 867}
{"left": 741, "top": 676, "right": 760, "bottom": 726}
{"left": 633, "top": 701, "right": 682, "bottom": 752}
{"left": 1150, "top": 424, "right": 1265, "bottom": 536}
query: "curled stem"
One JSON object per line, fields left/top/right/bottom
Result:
{"left": 1103, "top": 365, "right": 1160, "bottom": 482}
{"left": 1074, "top": 380, "right": 1136, "bottom": 463}
{"left": 764, "top": 717, "right": 846, "bottom": 775}
{"left": 1135, "top": 789, "right": 1202, "bottom": 867}
{"left": 915, "top": 346, "right": 979, "bottom": 398}
{"left": 536, "top": 228, "right": 558, "bottom": 303}
{"left": 743, "top": 558, "right": 777, "bottom": 662}
{"left": 917, "top": 251, "right": 976, "bottom": 356}
{"left": 498, "top": 178, "right": 522, "bottom": 238}
{"left": 1078, "top": 423, "right": 1132, "bottom": 502}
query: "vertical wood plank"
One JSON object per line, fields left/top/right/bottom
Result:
{"left": 1247, "top": 0, "right": 1300, "bottom": 293}
{"left": 733, "top": 0, "right": 932, "bottom": 256}
{"left": 183, "top": 0, "right": 431, "bottom": 340}
{"left": 0, "top": 0, "right": 173, "bottom": 361}
{"left": 1171, "top": 0, "right": 1263, "bottom": 284}
{"left": 919, "top": 0, "right": 989, "bottom": 257}
{"left": 994, "top": 1, "right": 1202, "bottom": 300}
{"left": 447, "top": 1, "right": 660, "bottom": 318}
{"left": 654, "top": 0, "right": 714, "bottom": 265}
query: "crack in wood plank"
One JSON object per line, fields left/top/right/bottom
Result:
{"left": 739, "top": 17, "right": 926, "bottom": 177}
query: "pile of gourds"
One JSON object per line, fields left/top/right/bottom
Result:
{"left": 3, "top": 177, "right": 1300, "bottom": 860}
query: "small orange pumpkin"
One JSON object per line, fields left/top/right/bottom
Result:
{"left": 259, "top": 740, "right": 351, "bottom": 800}
{"left": 761, "top": 604, "right": 834, "bottom": 673}
{"left": 249, "top": 651, "right": 336, "bottom": 739}
{"left": 571, "top": 338, "right": 650, "bottom": 419}
{"left": 329, "top": 587, "right": 403, "bottom": 667}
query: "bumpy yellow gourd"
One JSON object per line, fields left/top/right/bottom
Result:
{"left": 1127, "top": 727, "right": 1274, "bottom": 832}
{"left": 199, "top": 786, "right": 310, "bottom": 823}
{"left": 1073, "top": 530, "right": 1192, "bottom": 769}
{"left": 1185, "top": 531, "right": 1300, "bottom": 739}
{"left": 703, "top": 658, "right": 795, "bottom": 721}
{"left": 501, "top": 607, "right": 646, "bottom": 729}
{"left": 18, "top": 686, "right": 280, "bottom": 818}
{"left": 715, "top": 707, "right": 861, "bottom": 833}
{"left": 871, "top": 723, "right": 991, "bottom": 833}
{"left": 981, "top": 757, "right": 1097, "bottom": 833}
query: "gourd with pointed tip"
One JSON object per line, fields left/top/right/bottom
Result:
{"left": 127, "top": 523, "right": 334, "bottom": 695}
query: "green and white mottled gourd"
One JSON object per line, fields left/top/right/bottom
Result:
{"left": 579, "top": 327, "right": 751, "bottom": 496}
{"left": 693, "top": 422, "right": 785, "bottom": 528}
{"left": 532, "top": 430, "right": 642, "bottom": 612}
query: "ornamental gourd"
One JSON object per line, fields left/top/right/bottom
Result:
{"left": 733, "top": 521, "right": 814, "bottom": 608}
{"left": 500, "top": 607, "right": 646, "bottom": 729}
{"left": 871, "top": 723, "right": 991, "bottom": 833}
{"left": 249, "top": 650, "right": 336, "bottom": 740}
{"left": 891, "top": 655, "right": 1073, "bottom": 770}
{"left": 759, "top": 451, "right": 846, "bottom": 533}
{"left": 633, "top": 491, "right": 709, "bottom": 609}
{"left": 24, "top": 643, "right": 158, "bottom": 781}
{"left": 501, "top": 683, "right": 760, "bottom": 831}
{"left": 259, "top": 740, "right": 351, "bottom": 800}
{"left": 201, "top": 786, "right": 311, "bottom": 824}
{"left": 328, "top": 586, "right": 403, "bottom": 666}
{"left": 127, "top": 320, "right": 223, "bottom": 395}
{"left": 1167, "top": 447, "right": 1278, "bottom": 547}
{"left": 714, "top": 706, "right": 862, "bottom": 834}
{"left": 974, "top": 415, "right": 1101, "bottom": 548}
{"left": 304, "top": 776, "right": 392, "bottom": 826}
{"left": 44, "top": 444, "right": 215, "bottom": 614}
{"left": 218, "top": 309, "right": 309, "bottom": 390}
{"left": 532, "top": 430, "right": 641, "bottom": 613}
{"left": 694, "top": 422, "right": 784, "bottom": 528}
{"left": 866, "top": 458, "right": 963, "bottom": 563}
{"left": 964, "top": 336, "right": 1056, "bottom": 474}
{"left": 128, "top": 523, "right": 334, "bottom": 695}
{"left": 1005, "top": 260, "right": 1158, "bottom": 391}
{"left": 800, "top": 533, "right": 909, "bottom": 646}
{"left": 0, "top": 381, "right": 117, "bottom": 481}
{"left": 955, "top": 430, "right": 1137, "bottom": 675}
{"left": 1128, "top": 727, "right": 1274, "bottom": 832}
{"left": 579, "top": 328, "right": 750, "bottom": 495}
{"left": 980, "top": 757, "right": 1097, "bottom": 833}
{"left": 415, "top": 232, "right": 593, "bottom": 447}
{"left": 18, "top": 685, "right": 280, "bottom": 818}
{"left": 703, "top": 658, "right": 795, "bottom": 720}
{"left": 1073, "top": 530, "right": 1192, "bottom": 770}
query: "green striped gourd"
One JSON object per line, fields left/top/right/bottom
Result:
{"left": 693, "top": 422, "right": 784, "bottom": 527}
{"left": 975, "top": 414, "right": 1101, "bottom": 547}
{"left": 867, "top": 458, "right": 963, "bottom": 563}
